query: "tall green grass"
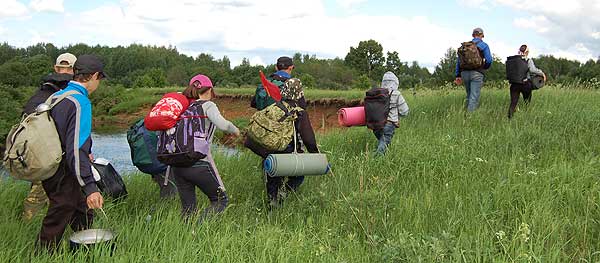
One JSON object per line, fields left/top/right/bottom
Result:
{"left": 1, "top": 87, "right": 599, "bottom": 262}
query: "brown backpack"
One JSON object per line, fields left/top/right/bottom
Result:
{"left": 458, "top": 40, "right": 484, "bottom": 70}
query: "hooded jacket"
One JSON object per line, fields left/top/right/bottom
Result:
{"left": 22, "top": 73, "right": 72, "bottom": 115}
{"left": 381, "top": 72, "right": 409, "bottom": 124}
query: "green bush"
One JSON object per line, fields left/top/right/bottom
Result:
{"left": 0, "top": 85, "right": 34, "bottom": 155}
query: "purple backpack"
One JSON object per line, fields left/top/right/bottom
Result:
{"left": 156, "top": 101, "right": 212, "bottom": 167}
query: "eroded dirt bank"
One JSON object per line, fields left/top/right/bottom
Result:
{"left": 94, "top": 94, "right": 362, "bottom": 133}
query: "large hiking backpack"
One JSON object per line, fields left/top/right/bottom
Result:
{"left": 506, "top": 55, "right": 529, "bottom": 84}
{"left": 127, "top": 119, "right": 167, "bottom": 175}
{"left": 156, "top": 101, "right": 212, "bottom": 167}
{"left": 364, "top": 88, "right": 391, "bottom": 130}
{"left": 458, "top": 40, "right": 484, "bottom": 70}
{"left": 246, "top": 101, "right": 303, "bottom": 151}
{"left": 253, "top": 74, "right": 288, "bottom": 110}
{"left": 3, "top": 91, "right": 78, "bottom": 182}
{"left": 91, "top": 158, "right": 128, "bottom": 200}
{"left": 144, "top": 92, "right": 191, "bottom": 131}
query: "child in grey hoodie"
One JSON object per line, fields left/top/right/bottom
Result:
{"left": 374, "top": 72, "right": 409, "bottom": 155}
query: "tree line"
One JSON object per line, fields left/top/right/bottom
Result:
{"left": 0, "top": 41, "right": 599, "bottom": 90}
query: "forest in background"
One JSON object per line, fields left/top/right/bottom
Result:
{"left": 0, "top": 40, "right": 599, "bottom": 90}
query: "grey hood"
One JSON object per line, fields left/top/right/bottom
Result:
{"left": 381, "top": 71, "right": 399, "bottom": 92}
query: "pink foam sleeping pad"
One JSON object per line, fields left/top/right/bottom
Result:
{"left": 337, "top": 106, "right": 366, "bottom": 127}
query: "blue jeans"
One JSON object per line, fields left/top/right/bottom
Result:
{"left": 461, "top": 70, "right": 484, "bottom": 112}
{"left": 373, "top": 122, "right": 396, "bottom": 155}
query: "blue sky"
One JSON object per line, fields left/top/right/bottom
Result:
{"left": 1, "top": 0, "right": 598, "bottom": 71}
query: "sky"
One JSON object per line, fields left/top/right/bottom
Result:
{"left": 0, "top": 0, "right": 599, "bottom": 71}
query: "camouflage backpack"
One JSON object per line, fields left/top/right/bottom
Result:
{"left": 246, "top": 101, "right": 303, "bottom": 152}
{"left": 458, "top": 40, "right": 484, "bottom": 70}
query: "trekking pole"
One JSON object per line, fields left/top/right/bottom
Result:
{"left": 163, "top": 166, "right": 171, "bottom": 186}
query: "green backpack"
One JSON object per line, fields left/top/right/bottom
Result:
{"left": 253, "top": 74, "right": 288, "bottom": 110}
{"left": 3, "top": 91, "right": 78, "bottom": 182}
{"left": 246, "top": 101, "right": 303, "bottom": 152}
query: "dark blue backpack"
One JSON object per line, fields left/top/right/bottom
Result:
{"left": 127, "top": 119, "right": 167, "bottom": 175}
{"left": 156, "top": 101, "right": 213, "bottom": 167}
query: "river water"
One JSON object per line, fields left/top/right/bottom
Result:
{"left": 2, "top": 133, "right": 239, "bottom": 177}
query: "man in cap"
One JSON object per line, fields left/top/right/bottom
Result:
{"left": 38, "top": 54, "right": 106, "bottom": 250}
{"left": 21, "top": 53, "right": 77, "bottom": 221}
{"left": 454, "top": 27, "right": 493, "bottom": 112}
{"left": 249, "top": 56, "right": 304, "bottom": 110}
{"left": 245, "top": 56, "right": 319, "bottom": 209}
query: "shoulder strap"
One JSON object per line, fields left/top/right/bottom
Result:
{"left": 42, "top": 82, "right": 61, "bottom": 91}
{"left": 46, "top": 90, "right": 80, "bottom": 109}
{"left": 270, "top": 74, "right": 289, "bottom": 82}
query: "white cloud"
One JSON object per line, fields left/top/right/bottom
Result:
{"left": 29, "top": 0, "right": 64, "bottom": 13}
{"left": 336, "top": 0, "right": 367, "bottom": 10}
{"left": 59, "top": 0, "right": 469, "bottom": 68}
{"left": 457, "top": 0, "right": 488, "bottom": 8}
{"left": 513, "top": 15, "right": 550, "bottom": 33}
{"left": 498, "top": 0, "right": 600, "bottom": 59}
{"left": 249, "top": 56, "right": 265, "bottom": 66}
{"left": 0, "top": 0, "right": 28, "bottom": 18}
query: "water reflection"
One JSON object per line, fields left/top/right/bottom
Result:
{"left": 1, "top": 133, "right": 240, "bottom": 177}
{"left": 92, "top": 133, "right": 239, "bottom": 175}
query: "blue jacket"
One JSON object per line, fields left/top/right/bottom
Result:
{"left": 51, "top": 81, "right": 98, "bottom": 196}
{"left": 455, "top": 37, "right": 492, "bottom": 77}
{"left": 274, "top": 70, "right": 291, "bottom": 79}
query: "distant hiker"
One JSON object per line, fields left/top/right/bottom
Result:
{"left": 506, "top": 44, "right": 546, "bottom": 118}
{"left": 245, "top": 57, "right": 319, "bottom": 208}
{"left": 365, "top": 72, "right": 409, "bottom": 155}
{"left": 20, "top": 53, "right": 77, "bottom": 221}
{"left": 38, "top": 54, "right": 106, "bottom": 250}
{"left": 454, "top": 27, "right": 493, "bottom": 112}
{"left": 166, "top": 74, "right": 240, "bottom": 222}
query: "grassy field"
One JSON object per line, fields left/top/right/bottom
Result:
{"left": 1, "top": 87, "right": 599, "bottom": 262}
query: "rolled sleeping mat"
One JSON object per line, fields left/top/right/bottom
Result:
{"left": 531, "top": 75, "right": 545, "bottom": 89}
{"left": 264, "top": 153, "right": 329, "bottom": 177}
{"left": 338, "top": 106, "right": 366, "bottom": 127}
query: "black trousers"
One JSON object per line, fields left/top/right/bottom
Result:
{"left": 244, "top": 136, "right": 305, "bottom": 200}
{"left": 508, "top": 81, "right": 533, "bottom": 118}
{"left": 172, "top": 161, "right": 228, "bottom": 219}
{"left": 38, "top": 168, "right": 93, "bottom": 249}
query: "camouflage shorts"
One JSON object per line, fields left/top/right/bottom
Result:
{"left": 22, "top": 181, "right": 49, "bottom": 221}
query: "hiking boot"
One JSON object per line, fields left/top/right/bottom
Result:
{"left": 268, "top": 197, "right": 283, "bottom": 211}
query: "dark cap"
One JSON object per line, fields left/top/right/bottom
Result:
{"left": 472, "top": 27, "right": 484, "bottom": 36}
{"left": 74, "top": 54, "right": 107, "bottom": 79}
{"left": 276, "top": 56, "right": 294, "bottom": 69}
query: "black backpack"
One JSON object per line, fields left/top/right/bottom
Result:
{"left": 364, "top": 87, "right": 390, "bottom": 130}
{"left": 506, "top": 55, "right": 529, "bottom": 84}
